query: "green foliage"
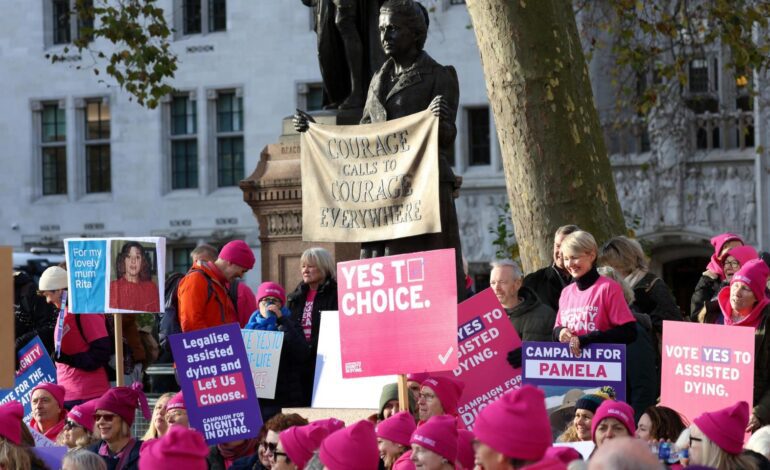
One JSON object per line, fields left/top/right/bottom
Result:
{"left": 488, "top": 202, "right": 519, "bottom": 260}
{"left": 46, "top": 0, "right": 176, "bottom": 109}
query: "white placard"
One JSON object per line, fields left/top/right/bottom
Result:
{"left": 242, "top": 329, "right": 284, "bottom": 400}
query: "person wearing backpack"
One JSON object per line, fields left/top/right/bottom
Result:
{"left": 177, "top": 240, "right": 255, "bottom": 333}
{"left": 39, "top": 266, "right": 111, "bottom": 408}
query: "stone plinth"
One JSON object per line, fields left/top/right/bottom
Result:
{"left": 241, "top": 114, "right": 360, "bottom": 290}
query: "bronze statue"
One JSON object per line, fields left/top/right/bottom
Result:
{"left": 295, "top": 0, "right": 466, "bottom": 301}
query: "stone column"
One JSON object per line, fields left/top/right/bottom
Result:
{"left": 240, "top": 116, "right": 360, "bottom": 290}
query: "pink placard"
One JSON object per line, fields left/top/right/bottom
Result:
{"left": 660, "top": 320, "right": 755, "bottom": 424}
{"left": 338, "top": 249, "right": 458, "bottom": 378}
{"left": 431, "top": 288, "right": 522, "bottom": 430}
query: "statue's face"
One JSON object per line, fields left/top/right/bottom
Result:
{"left": 379, "top": 11, "right": 417, "bottom": 60}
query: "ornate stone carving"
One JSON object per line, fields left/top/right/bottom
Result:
{"left": 265, "top": 211, "right": 303, "bottom": 237}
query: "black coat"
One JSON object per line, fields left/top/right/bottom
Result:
{"left": 506, "top": 287, "right": 557, "bottom": 342}
{"left": 14, "top": 272, "right": 58, "bottom": 357}
{"left": 522, "top": 264, "right": 571, "bottom": 312}
{"left": 87, "top": 439, "right": 142, "bottom": 470}
{"left": 631, "top": 272, "right": 683, "bottom": 331}
{"left": 287, "top": 276, "right": 339, "bottom": 406}
{"left": 257, "top": 314, "right": 311, "bottom": 409}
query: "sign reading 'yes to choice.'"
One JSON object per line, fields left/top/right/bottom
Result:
{"left": 337, "top": 248, "right": 458, "bottom": 378}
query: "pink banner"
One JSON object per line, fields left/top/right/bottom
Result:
{"left": 432, "top": 288, "right": 522, "bottom": 430}
{"left": 338, "top": 249, "right": 458, "bottom": 378}
{"left": 660, "top": 320, "right": 755, "bottom": 424}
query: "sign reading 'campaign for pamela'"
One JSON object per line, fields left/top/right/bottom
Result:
{"left": 522, "top": 342, "right": 627, "bottom": 403}
{"left": 0, "top": 337, "right": 57, "bottom": 423}
{"left": 170, "top": 323, "right": 262, "bottom": 445}
{"left": 337, "top": 248, "right": 458, "bottom": 378}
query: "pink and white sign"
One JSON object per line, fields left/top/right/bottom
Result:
{"left": 660, "top": 320, "right": 755, "bottom": 423}
{"left": 431, "top": 288, "right": 522, "bottom": 430}
{"left": 338, "top": 249, "right": 458, "bottom": 378}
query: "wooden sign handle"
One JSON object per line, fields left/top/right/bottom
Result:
{"left": 397, "top": 374, "right": 410, "bottom": 414}
{"left": 113, "top": 313, "right": 124, "bottom": 386}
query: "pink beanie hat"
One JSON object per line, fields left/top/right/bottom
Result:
{"left": 474, "top": 385, "right": 551, "bottom": 461}
{"left": 591, "top": 400, "right": 635, "bottom": 440}
{"left": 219, "top": 240, "right": 255, "bottom": 270}
{"left": 166, "top": 392, "right": 186, "bottom": 411}
{"left": 31, "top": 382, "right": 65, "bottom": 409}
{"left": 139, "top": 425, "right": 209, "bottom": 470}
{"left": 410, "top": 415, "right": 458, "bottom": 462}
{"left": 0, "top": 401, "right": 24, "bottom": 445}
{"left": 407, "top": 373, "right": 429, "bottom": 383}
{"left": 280, "top": 423, "right": 330, "bottom": 469}
{"left": 93, "top": 383, "right": 151, "bottom": 427}
{"left": 256, "top": 282, "right": 286, "bottom": 305}
{"left": 726, "top": 245, "right": 759, "bottom": 269}
{"left": 67, "top": 399, "right": 97, "bottom": 432}
{"left": 456, "top": 429, "right": 475, "bottom": 470}
{"left": 544, "top": 446, "right": 582, "bottom": 464}
{"left": 693, "top": 401, "right": 749, "bottom": 455}
{"left": 376, "top": 411, "right": 416, "bottom": 447}
{"left": 313, "top": 417, "right": 345, "bottom": 435}
{"left": 707, "top": 233, "right": 744, "bottom": 279}
{"left": 421, "top": 377, "right": 465, "bottom": 415}
{"left": 319, "top": 420, "right": 379, "bottom": 470}
{"left": 731, "top": 259, "right": 770, "bottom": 302}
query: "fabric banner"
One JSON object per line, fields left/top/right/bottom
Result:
{"left": 300, "top": 109, "right": 440, "bottom": 242}
{"left": 170, "top": 324, "right": 262, "bottom": 444}
{"left": 522, "top": 342, "right": 627, "bottom": 408}
{"left": 241, "top": 329, "right": 284, "bottom": 400}
{"left": 431, "top": 288, "right": 523, "bottom": 430}
{"left": 660, "top": 320, "right": 754, "bottom": 423}
{"left": 64, "top": 237, "right": 165, "bottom": 313}
{"left": 0, "top": 337, "right": 57, "bottom": 423}
{"left": 337, "top": 249, "right": 458, "bottom": 378}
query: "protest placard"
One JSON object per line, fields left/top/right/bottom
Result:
{"left": 660, "top": 320, "right": 754, "bottom": 423}
{"left": 300, "top": 109, "right": 440, "bottom": 242}
{"left": 337, "top": 249, "right": 458, "bottom": 378}
{"left": 312, "top": 311, "right": 396, "bottom": 409}
{"left": 0, "top": 337, "right": 57, "bottom": 423}
{"left": 170, "top": 323, "right": 262, "bottom": 444}
{"left": 522, "top": 341, "right": 626, "bottom": 407}
{"left": 241, "top": 329, "right": 284, "bottom": 400}
{"left": 64, "top": 237, "right": 165, "bottom": 313}
{"left": 430, "top": 288, "right": 522, "bottom": 430}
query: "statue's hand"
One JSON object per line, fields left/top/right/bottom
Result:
{"left": 293, "top": 109, "right": 316, "bottom": 133}
{"left": 428, "top": 95, "right": 449, "bottom": 121}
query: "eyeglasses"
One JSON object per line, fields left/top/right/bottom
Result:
{"left": 94, "top": 413, "right": 117, "bottom": 422}
{"left": 263, "top": 442, "right": 278, "bottom": 453}
{"left": 271, "top": 451, "right": 291, "bottom": 462}
{"left": 418, "top": 392, "right": 436, "bottom": 401}
{"left": 723, "top": 260, "right": 740, "bottom": 269}
{"left": 63, "top": 420, "right": 82, "bottom": 430}
{"left": 689, "top": 436, "right": 703, "bottom": 446}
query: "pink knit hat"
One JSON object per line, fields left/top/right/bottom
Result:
{"left": 725, "top": 245, "right": 759, "bottom": 270}
{"left": 318, "top": 420, "right": 379, "bottom": 470}
{"left": 92, "top": 383, "right": 151, "bottom": 427}
{"left": 474, "top": 385, "right": 551, "bottom": 461}
{"left": 407, "top": 373, "right": 429, "bottom": 383}
{"left": 731, "top": 259, "right": 770, "bottom": 303}
{"left": 280, "top": 423, "right": 330, "bottom": 469}
{"left": 0, "top": 401, "right": 24, "bottom": 445}
{"left": 219, "top": 240, "right": 255, "bottom": 270}
{"left": 410, "top": 415, "right": 458, "bottom": 462}
{"left": 456, "top": 429, "right": 475, "bottom": 470}
{"left": 376, "top": 411, "right": 416, "bottom": 447}
{"left": 166, "top": 392, "right": 186, "bottom": 411}
{"left": 256, "top": 282, "right": 286, "bottom": 305}
{"left": 707, "top": 233, "right": 744, "bottom": 279}
{"left": 31, "top": 382, "right": 65, "bottom": 409}
{"left": 591, "top": 400, "right": 636, "bottom": 440}
{"left": 693, "top": 401, "right": 749, "bottom": 455}
{"left": 544, "top": 446, "right": 582, "bottom": 464}
{"left": 67, "top": 399, "right": 97, "bottom": 432}
{"left": 139, "top": 425, "right": 209, "bottom": 470}
{"left": 421, "top": 377, "right": 464, "bottom": 415}
{"left": 313, "top": 417, "right": 345, "bottom": 435}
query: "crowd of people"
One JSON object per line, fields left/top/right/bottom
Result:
{"left": 6, "top": 223, "right": 770, "bottom": 470}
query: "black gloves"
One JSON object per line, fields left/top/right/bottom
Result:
{"left": 507, "top": 347, "right": 522, "bottom": 369}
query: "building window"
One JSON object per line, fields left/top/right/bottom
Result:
{"left": 180, "top": 0, "right": 226, "bottom": 36}
{"left": 52, "top": 0, "right": 71, "bottom": 44}
{"left": 172, "top": 246, "right": 194, "bottom": 273}
{"left": 41, "top": 104, "right": 67, "bottom": 195}
{"left": 216, "top": 92, "right": 244, "bottom": 187}
{"left": 467, "top": 107, "right": 490, "bottom": 166}
{"left": 170, "top": 95, "right": 198, "bottom": 189}
{"left": 84, "top": 99, "right": 111, "bottom": 193}
{"left": 297, "top": 82, "right": 325, "bottom": 112}
{"left": 46, "top": 0, "right": 94, "bottom": 47}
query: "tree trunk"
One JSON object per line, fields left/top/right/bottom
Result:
{"left": 465, "top": 0, "right": 627, "bottom": 272}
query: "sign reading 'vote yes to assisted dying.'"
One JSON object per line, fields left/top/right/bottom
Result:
{"left": 660, "top": 320, "right": 754, "bottom": 423}
{"left": 170, "top": 323, "right": 262, "bottom": 445}
{"left": 338, "top": 249, "right": 458, "bottom": 378}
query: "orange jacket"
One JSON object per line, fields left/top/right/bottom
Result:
{"left": 178, "top": 261, "right": 238, "bottom": 332}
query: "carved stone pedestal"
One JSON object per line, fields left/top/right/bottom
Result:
{"left": 240, "top": 114, "right": 360, "bottom": 290}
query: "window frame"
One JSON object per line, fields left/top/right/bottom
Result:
{"left": 38, "top": 101, "right": 68, "bottom": 197}
{"left": 80, "top": 97, "right": 112, "bottom": 194}
{"left": 209, "top": 88, "right": 244, "bottom": 189}
{"left": 174, "top": 0, "right": 227, "bottom": 38}
{"left": 166, "top": 91, "right": 200, "bottom": 192}
{"left": 44, "top": 0, "right": 94, "bottom": 49}
{"left": 466, "top": 106, "right": 491, "bottom": 167}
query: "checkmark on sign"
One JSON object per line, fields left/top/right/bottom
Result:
{"left": 438, "top": 347, "right": 454, "bottom": 365}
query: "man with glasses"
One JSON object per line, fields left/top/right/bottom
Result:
{"left": 178, "top": 240, "right": 255, "bottom": 333}
{"left": 164, "top": 391, "right": 190, "bottom": 429}
{"left": 417, "top": 377, "right": 463, "bottom": 424}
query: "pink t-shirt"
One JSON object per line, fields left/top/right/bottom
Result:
{"left": 56, "top": 311, "right": 110, "bottom": 402}
{"left": 555, "top": 276, "right": 635, "bottom": 336}
{"left": 302, "top": 289, "right": 317, "bottom": 342}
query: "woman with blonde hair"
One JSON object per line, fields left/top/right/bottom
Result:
{"left": 141, "top": 392, "right": 175, "bottom": 441}
{"left": 57, "top": 400, "right": 99, "bottom": 450}
{"left": 287, "top": 247, "right": 338, "bottom": 406}
{"left": 689, "top": 401, "right": 757, "bottom": 469}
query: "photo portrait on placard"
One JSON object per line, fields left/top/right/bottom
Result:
{"left": 108, "top": 239, "right": 161, "bottom": 312}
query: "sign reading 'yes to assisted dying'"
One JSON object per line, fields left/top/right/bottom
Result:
{"left": 170, "top": 324, "right": 262, "bottom": 444}
{"left": 337, "top": 248, "right": 458, "bottom": 378}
